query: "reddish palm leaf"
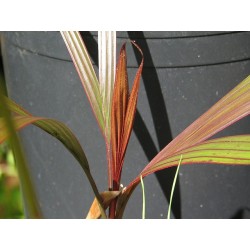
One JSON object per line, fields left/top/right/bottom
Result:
{"left": 111, "top": 42, "right": 144, "bottom": 188}
{"left": 111, "top": 43, "right": 129, "bottom": 182}
{"left": 147, "top": 75, "right": 250, "bottom": 168}
{"left": 116, "top": 75, "right": 250, "bottom": 218}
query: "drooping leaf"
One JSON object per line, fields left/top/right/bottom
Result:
{"left": 98, "top": 31, "right": 116, "bottom": 142}
{"left": 86, "top": 191, "right": 120, "bottom": 219}
{"left": 2, "top": 97, "right": 90, "bottom": 172}
{"left": 1, "top": 97, "right": 106, "bottom": 217}
{"left": 61, "top": 31, "right": 105, "bottom": 134}
{"left": 0, "top": 92, "right": 42, "bottom": 218}
{"left": 0, "top": 115, "right": 90, "bottom": 170}
{"left": 111, "top": 42, "right": 144, "bottom": 187}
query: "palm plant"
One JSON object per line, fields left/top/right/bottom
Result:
{"left": 0, "top": 31, "right": 249, "bottom": 218}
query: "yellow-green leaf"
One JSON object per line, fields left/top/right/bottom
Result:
{"left": 142, "top": 135, "right": 250, "bottom": 176}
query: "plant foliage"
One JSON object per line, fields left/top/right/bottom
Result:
{"left": 0, "top": 31, "right": 249, "bottom": 218}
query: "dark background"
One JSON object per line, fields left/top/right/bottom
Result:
{"left": 1, "top": 31, "right": 250, "bottom": 218}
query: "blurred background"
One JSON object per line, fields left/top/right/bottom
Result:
{"left": 0, "top": 37, "right": 24, "bottom": 218}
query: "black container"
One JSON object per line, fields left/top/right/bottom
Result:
{"left": 1, "top": 31, "right": 250, "bottom": 218}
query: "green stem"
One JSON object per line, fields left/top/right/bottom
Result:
{"left": 167, "top": 155, "right": 182, "bottom": 219}
{"left": 140, "top": 175, "right": 146, "bottom": 219}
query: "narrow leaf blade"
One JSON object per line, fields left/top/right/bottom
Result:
{"left": 111, "top": 42, "right": 144, "bottom": 183}
{"left": 61, "top": 31, "right": 105, "bottom": 134}
{"left": 111, "top": 43, "right": 129, "bottom": 182}
{"left": 119, "top": 42, "right": 144, "bottom": 169}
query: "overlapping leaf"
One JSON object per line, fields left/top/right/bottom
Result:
{"left": 61, "top": 33, "right": 250, "bottom": 218}
{"left": 61, "top": 31, "right": 116, "bottom": 144}
{"left": 62, "top": 31, "right": 116, "bottom": 190}
{"left": 111, "top": 42, "right": 143, "bottom": 187}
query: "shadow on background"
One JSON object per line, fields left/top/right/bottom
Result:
{"left": 80, "top": 31, "right": 181, "bottom": 219}
{"left": 231, "top": 208, "right": 250, "bottom": 219}
{"left": 128, "top": 32, "right": 181, "bottom": 219}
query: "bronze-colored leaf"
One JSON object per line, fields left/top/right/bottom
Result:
{"left": 111, "top": 43, "right": 129, "bottom": 179}
{"left": 111, "top": 42, "right": 144, "bottom": 187}
{"left": 117, "top": 42, "right": 144, "bottom": 181}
